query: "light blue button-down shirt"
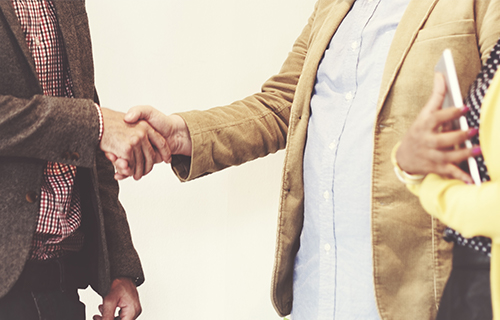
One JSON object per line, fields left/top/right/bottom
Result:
{"left": 292, "top": 1, "right": 411, "bottom": 319}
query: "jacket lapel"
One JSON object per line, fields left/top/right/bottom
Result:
{"left": 307, "top": 0, "right": 356, "bottom": 63}
{"left": 377, "top": 0, "right": 439, "bottom": 115}
{"left": 52, "top": 0, "right": 86, "bottom": 99}
{"left": 295, "top": 0, "right": 355, "bottom": 118}
{"left": 0, "top": 1, "right": 40, "bottom": 89}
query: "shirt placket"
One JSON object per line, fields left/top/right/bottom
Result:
{"left": 12, "top": 0, "right": 81, "bottom": 260}
{"left": 330, "top": 2, "right": 378, "bottom": 317}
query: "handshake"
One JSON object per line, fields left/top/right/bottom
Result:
{"left": 99, "top": 106, "right": 192, "bottom": 180}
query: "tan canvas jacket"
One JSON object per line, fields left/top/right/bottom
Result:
{"left": 172, "top": 0, "right": 500, "bottom": 318}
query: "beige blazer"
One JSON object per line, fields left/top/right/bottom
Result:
{"left": 172, "top": 0, "right": 500, "bottom": 318}
{"left": 0, "top": 0, "right": 144, "bottom": 298}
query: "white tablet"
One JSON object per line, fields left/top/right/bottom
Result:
{"left": 435, "top": 49, "right": 481, "bottom": 185}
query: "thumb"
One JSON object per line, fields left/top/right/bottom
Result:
{"left": 426, "top": 72, "right": 447, "bottom": 113}
{"left": 124, "top": 105, "right": 154, "bottom": 124}
{"left": 105, "top": 152, "right": 118, "bottom": 162}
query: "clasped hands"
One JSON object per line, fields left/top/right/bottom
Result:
{"left": 100, "top": 106, "right": 191, "bottom": 180}
{"left": 396, "top": 73, "right": 482, "bottom": 184}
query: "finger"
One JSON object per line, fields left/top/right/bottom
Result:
{"left": 434, "top": 105, "right": 467, "bottom": 127}
{"left": 132, "top": 144, "right": 145, "bottom": 181}
{"left": 125, "top": 131, "right": 144, "bottom": 180}
{"left": 433, "top": 129, "right": 473, "bottom": 150}
{"left": 130, "top": 126, "right": 154, "bottom": 180}
{"left": 134, "top": 121, "right": 168, "bottom": 177}
{"left": 102, "top": 298, "right": 118, "bottom": 320}
{"left": 139, "top": 136, "right": 155, "bottom": 178}
{"left": 430, "top": 143, "right": 481, "bottom": 170}
{"left": 441, "top": 163, "right": 474, "bottom": 184}
{"left": 114, "top": 161, "right": 134, "bottom": 179}
{"left": 114, "top": 158, "right": 133, "bottom": 176}
{"left": 92, "top": 305, "right": 104, "bottom": 320}
{"left": 117, "top": 307, "right": 135, "bottom": 320}
{"left": 123, "top": 144, "right": 136, "bottom": 174}
{"left": 153, "top": 149, "right": 164, "bottom": 164}
{"left": 147, "top": 126, "right": 171, "bottom": 163}
{"left": 118, "top": 302, "right": 142, "bottom": 320}
{"left": 114, "top": 173, "right": 130, "bottom": 181}
{"left": 441, "top": 148, "right": 478, "bottom": 166}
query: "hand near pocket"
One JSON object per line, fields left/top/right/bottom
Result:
{"left": 396, "top": 73, "right": 480, "bottom": 183}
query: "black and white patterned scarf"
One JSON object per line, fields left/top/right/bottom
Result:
{"left": 443, "top": 39, "right": 500, "bottom": 257}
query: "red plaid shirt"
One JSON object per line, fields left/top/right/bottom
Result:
{"left": 12, "top": 0, "right": 102, "bottom": 260}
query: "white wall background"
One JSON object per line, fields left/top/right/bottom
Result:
{"left": 81, "top": 1, "right": 315, "bottom": 319}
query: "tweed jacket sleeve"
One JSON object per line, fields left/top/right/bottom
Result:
{"left": 0, "top": 95, "right": 101, "bottom": 168}
{"left": 0, "top": 0, "right": 101, "bottom": 168}
{"left": 95, "top": 150, "right": 145, "bottom": 286}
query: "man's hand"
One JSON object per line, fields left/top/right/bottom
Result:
{"left": 92, "top": 278, "right": 141, "bottom": 320}
{"left": 396, "top": 73, "right": 480, "bottom": 183}
{"left": 109, "top": 105, "right": 192, "bottom": 180}
{"left": 100, "top": 108, "right": 171, "bottom": 180}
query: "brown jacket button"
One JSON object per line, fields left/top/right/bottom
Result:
{"left": 70, "top": 152, "right": 80, "bottom": 161}
{"left": 26, "top": 191, "right": 39, "bottom": 203}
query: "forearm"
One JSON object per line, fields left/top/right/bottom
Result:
{"left": 0, "top": 94, "right": 100, "bottom": 167}
{"left": 174, "top": 98, "right": 289, "bottom": 181}
{"left": 417, "top": 174, "right": 500, "bottom": 241}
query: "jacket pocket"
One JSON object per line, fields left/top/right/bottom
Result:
{"left": 415, "top": 19, "right": 476, "bottom": 44}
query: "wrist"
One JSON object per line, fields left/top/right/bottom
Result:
{"left": 170, "top": 114, "right": 192, "bottom": 156}
{"left": 392, "top": 142, "right": 425, "bottom": 185}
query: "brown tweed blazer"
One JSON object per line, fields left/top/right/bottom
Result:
{"left": 0, "top": 0, "right": 144, "bottom": 298}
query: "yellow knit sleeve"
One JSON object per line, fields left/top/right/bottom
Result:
{"left": 418, "top": 174, "right": 500, "bottom": 241}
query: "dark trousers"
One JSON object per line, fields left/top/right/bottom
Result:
{"left": 0, "top": 288, "right": 85, "bottom": 320}
{"left": 437, "top": 244, "right": 492, "bottom": 320}
{"left": 0, "top": 255, "right": 88, "bottom": 320}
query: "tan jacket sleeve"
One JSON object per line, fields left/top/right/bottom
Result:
{"left": 171, "top": 2, "right": 319, "bottom": 181}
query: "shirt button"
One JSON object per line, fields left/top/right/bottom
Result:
{"left": 323, "top": 191, "right": 330, "bottom": 200}
{"left": 329, "top": 140, "right": 337, "bottom": 150}
{"left": 351, "top": 41, "right": 359, "bottom": 50}
{"left": 26, "top": 191, "right": 39, "bottom": 203}
{"left": 324, "top": 244, "right": 331, "bottom": 252}
{"left": 345, "top": 91, "right": 353, "bottom": 101}
{"left": 34, "top": 37, "right": 41, "bottom": 47}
